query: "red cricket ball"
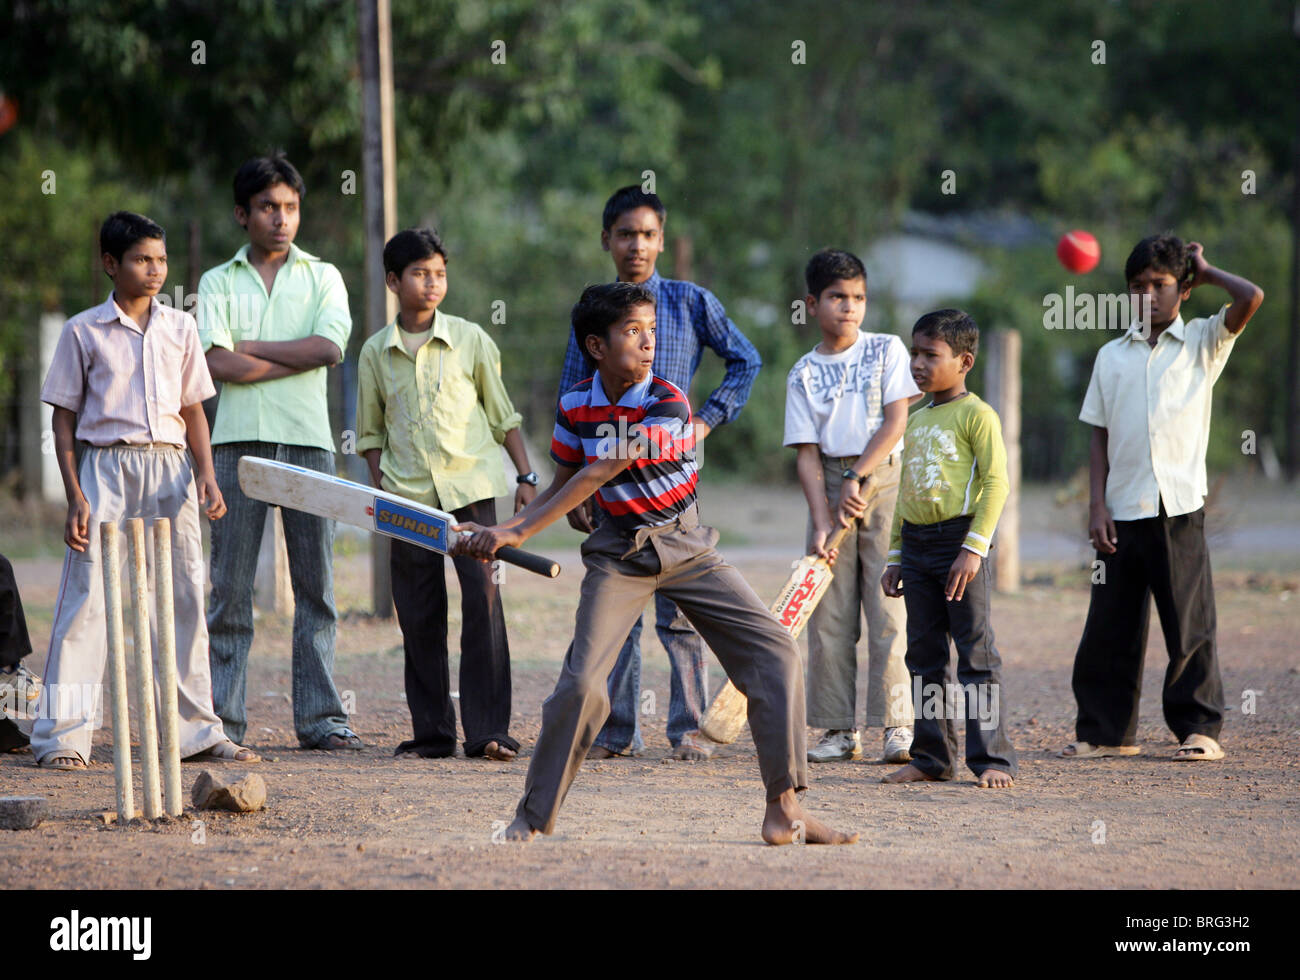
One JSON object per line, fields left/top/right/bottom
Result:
{"left": 1057, "top": 230, "right": 1100, "bottom": 274}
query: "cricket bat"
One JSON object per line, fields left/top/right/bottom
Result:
{"left": 697, "top": 523, "right": 852, "bottom": 743}
{"left": 237, "top": 456, "right": 561, "bottom": 578}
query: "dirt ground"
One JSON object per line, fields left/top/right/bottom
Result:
{"left": 1, "top": 478, "right": 1297, "bottom": 889}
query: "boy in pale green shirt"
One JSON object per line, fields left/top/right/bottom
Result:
{"left": 880, "top": 309, "right": 1018, "bottom": 788}
{"left": 355, "top": 228, "right": 536, "bottom": 761}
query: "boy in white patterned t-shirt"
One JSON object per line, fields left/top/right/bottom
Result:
{"left": 784, "top": 249, "right": 921, "bottom": 764}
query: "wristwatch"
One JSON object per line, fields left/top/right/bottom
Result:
{"left": 840, "top": 468, "right": 864, "bottom": 484}
{"left": 516, "top": 472, "right": 539, "bottom": 487}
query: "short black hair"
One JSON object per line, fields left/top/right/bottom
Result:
{"left": 383, "top": 228, "right": 449, "bottom": 278}
{"left": 571, "top": 282, "right": 656, "bottom": 367}
{"left": 805, "top": 248, "right": 867, "bottom": 298}
{"left": 233, "top": 152, "right": 306, "bottom": 210}
{"left": 1125, "top": 233, "right": 1193, "bottom": 287}
{"left": 100, "top": 211, "right": 166, "bottom": 262}
{"left": 602, "top": 185, "right": 667, "bottom": 232}
{"left": 912, "top": 308, "right": 979, "bottom": 358}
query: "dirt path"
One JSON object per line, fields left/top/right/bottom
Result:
{"left": 2, "top": 536, "right": 1297, "bottom": 888}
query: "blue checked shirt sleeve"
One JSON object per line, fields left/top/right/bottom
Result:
{"left": 690, "top": 286, "right": 761, "bottom": 430}
{"left": 557, "top": 326, "right": 588, "bottom": 410}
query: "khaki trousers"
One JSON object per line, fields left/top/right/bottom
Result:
{"left": 805, "top": 455, "right": 913, "bottom": 730}
{"left": 517, "top": 506, "right": 807, "bottom": 834}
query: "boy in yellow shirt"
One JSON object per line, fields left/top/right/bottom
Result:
{"left": 880, "top": 309, "right": 1017, "bottom": 788}
{"left": 356, "top": 228, "right": 537, "bottom": 761}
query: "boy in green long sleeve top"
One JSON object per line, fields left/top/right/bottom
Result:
{"left": 880, "top": 309, "right": 1018, "bottom": 788}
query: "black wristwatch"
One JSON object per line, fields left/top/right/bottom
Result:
{"left": 841, "top": 468, "right": 864, "bottom": 484}
{"left": 516, "top": 472, "right": 539, "bottom": 487}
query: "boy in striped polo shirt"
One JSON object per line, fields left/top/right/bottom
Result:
{"left": 454, "top": 282, "right": 856, "bottom": 845}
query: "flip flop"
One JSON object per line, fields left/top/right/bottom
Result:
{"left": 1172, "top": 733, "right": 1224, "bottom": 761}
{"left": 314, "top": 731, "right": 364, "bottom": 751}
{"left": 1057, "top": 741, "right": 1141, "bottom": 759}
{"left": 38, "top": 752, "right": 88, "bottom": 770}
{"left": 184, "top": 740, "right": 261, "bottom": 763}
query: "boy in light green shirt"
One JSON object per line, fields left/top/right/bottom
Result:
{"left": 355, "top": 228, "right": 536, "bottom": 761}
{"left": 881, "top": 309, "right": 1018, "bottom": 788}
{"left": 199, "top": 154, "right": 357, "bottom": 753}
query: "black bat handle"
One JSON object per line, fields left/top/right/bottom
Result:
{"left": 495, "top": 546, "right": 561, "bottom": 578}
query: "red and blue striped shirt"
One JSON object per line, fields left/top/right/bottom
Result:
{"left": 551, "top": 373, "right": 699, "bottom": 531}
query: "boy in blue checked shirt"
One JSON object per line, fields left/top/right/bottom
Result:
{"left": 455, "top": 282, "right": 855, "bottom": 845}
{"left": 556, "top": 186, "right": 761, "bottom": 761}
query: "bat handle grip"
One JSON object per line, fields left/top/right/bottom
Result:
{"left": 826, "top": 523, "right": 853, "bottom": 552}
{"left": 495, "top": 546, "right": 561, "bottom": 578}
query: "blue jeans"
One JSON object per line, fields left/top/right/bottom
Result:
{"left": 594, "top": 590, "right": 709, "bottom": 753}
{"left": 207, "top": 443, "right": 350, "bottom": 748}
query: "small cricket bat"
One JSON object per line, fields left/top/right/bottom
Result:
{"left": 697, "top": 523, "right": 852, "bottom": 743}
{"left": 237, "top": 456, "right": 561, "bottom": 578}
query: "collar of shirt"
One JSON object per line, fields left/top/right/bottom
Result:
{"left": 230, "top": 241, "right": 319, "bottom": 270}
{"left": 590, "top": 371, "right": 653, "bottom": 408}
{"left": 97, "top": 293, "right": 163, "bottom": 334}
{"left": 1123, "top": 314, "right": 1185, "bottom": 345}
{"left": 619, "top": 269, "right": 663, "bottom": 296}
{"left": 383, "top": 308, "right": 455, "bottom": 360}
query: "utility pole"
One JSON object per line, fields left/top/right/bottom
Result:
{"left": 360, "top": 0, "right": 398, "bottom": 615}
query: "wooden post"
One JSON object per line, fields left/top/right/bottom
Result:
{"left": 360, "top": 0, "right": 397, "bottom": 616}
{"left": 253, "top": 508, "right": 294, "bottom": 616}
{"left": 984, "top": 330, "right": 1020, "bottom": 592}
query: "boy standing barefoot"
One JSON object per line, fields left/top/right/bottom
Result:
{"left": 880, "top": 310, "right": 1017, "bottom": 789}
{"left": 455, "top": 283, "right": 856, "bottom": 844}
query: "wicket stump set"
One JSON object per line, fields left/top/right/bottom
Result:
{"left": 100, "top": 518, "right": 183, "bottom": 821}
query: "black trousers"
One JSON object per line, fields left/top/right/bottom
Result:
{"left": 1071, "top": 506, "right": 1223, "bottom": 746}
{"left": 0, "top": 554, "right": 32, "bottom": 751}
{"left": 900, "top": 517, "right": 1018, "bottom": 779}
{"left": 0, "top": 554, "right": 32, "bottom": 670}
{"left": 390, "top": 498, "right": 518, "bottom": 758}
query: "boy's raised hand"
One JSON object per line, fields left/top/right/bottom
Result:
{"left": 945, "top": 550, "right": 982, "bottom": 602}
{"left": 1185, "top": 242, "right": 1209, "bottom": 289}
{"left": 197, "top": 472, "right": 227, "bottom": 520}
{"left": 65, "top": 495, "right": 91, "bottom": 552}
{"left": 880, "top": 565, "right": 903, "bottom": 598}
{"left": 452, "top": 521, "right": 522, "bottom": 561}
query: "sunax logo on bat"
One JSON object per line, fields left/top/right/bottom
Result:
{"left": 373, "top": 498, "right": 448, "bottom": 549}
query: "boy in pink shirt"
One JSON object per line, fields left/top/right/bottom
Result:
{"left": 33, "top": 211, "right": 256, "bottom": 769}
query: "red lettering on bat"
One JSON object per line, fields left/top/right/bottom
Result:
{"left": 779, "top": 569, "right": 820, "bottom": 628}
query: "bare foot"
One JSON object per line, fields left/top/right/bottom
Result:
{"left": 586, "top": 745, "right": 617, "bottom": 760}
{"left": 881, "top": 763, "right": 938, "bottom": 783}
{"left": 976, "top": 768, "right": 1014, "bottom": 788}
{"left": 760, "top": 789, "right": 857, "bottom": 845}
{"left": 502, "top": 816, "right": 538, "bottom": 842}
{"left": 484, "top": 741, "right": 517, "bottom": 761}
{"left": 671, "top": 731, "right": 713, "bottom": 761}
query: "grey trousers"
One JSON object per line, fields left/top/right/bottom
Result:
{"left": 31, "top": 445, "right": 228, "bottom": 765}
{"left": 516, "top": 506, "right": 808, "bottom": 834}
{"left": 805, "top": 455, "right": 912, "bottom": 730}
